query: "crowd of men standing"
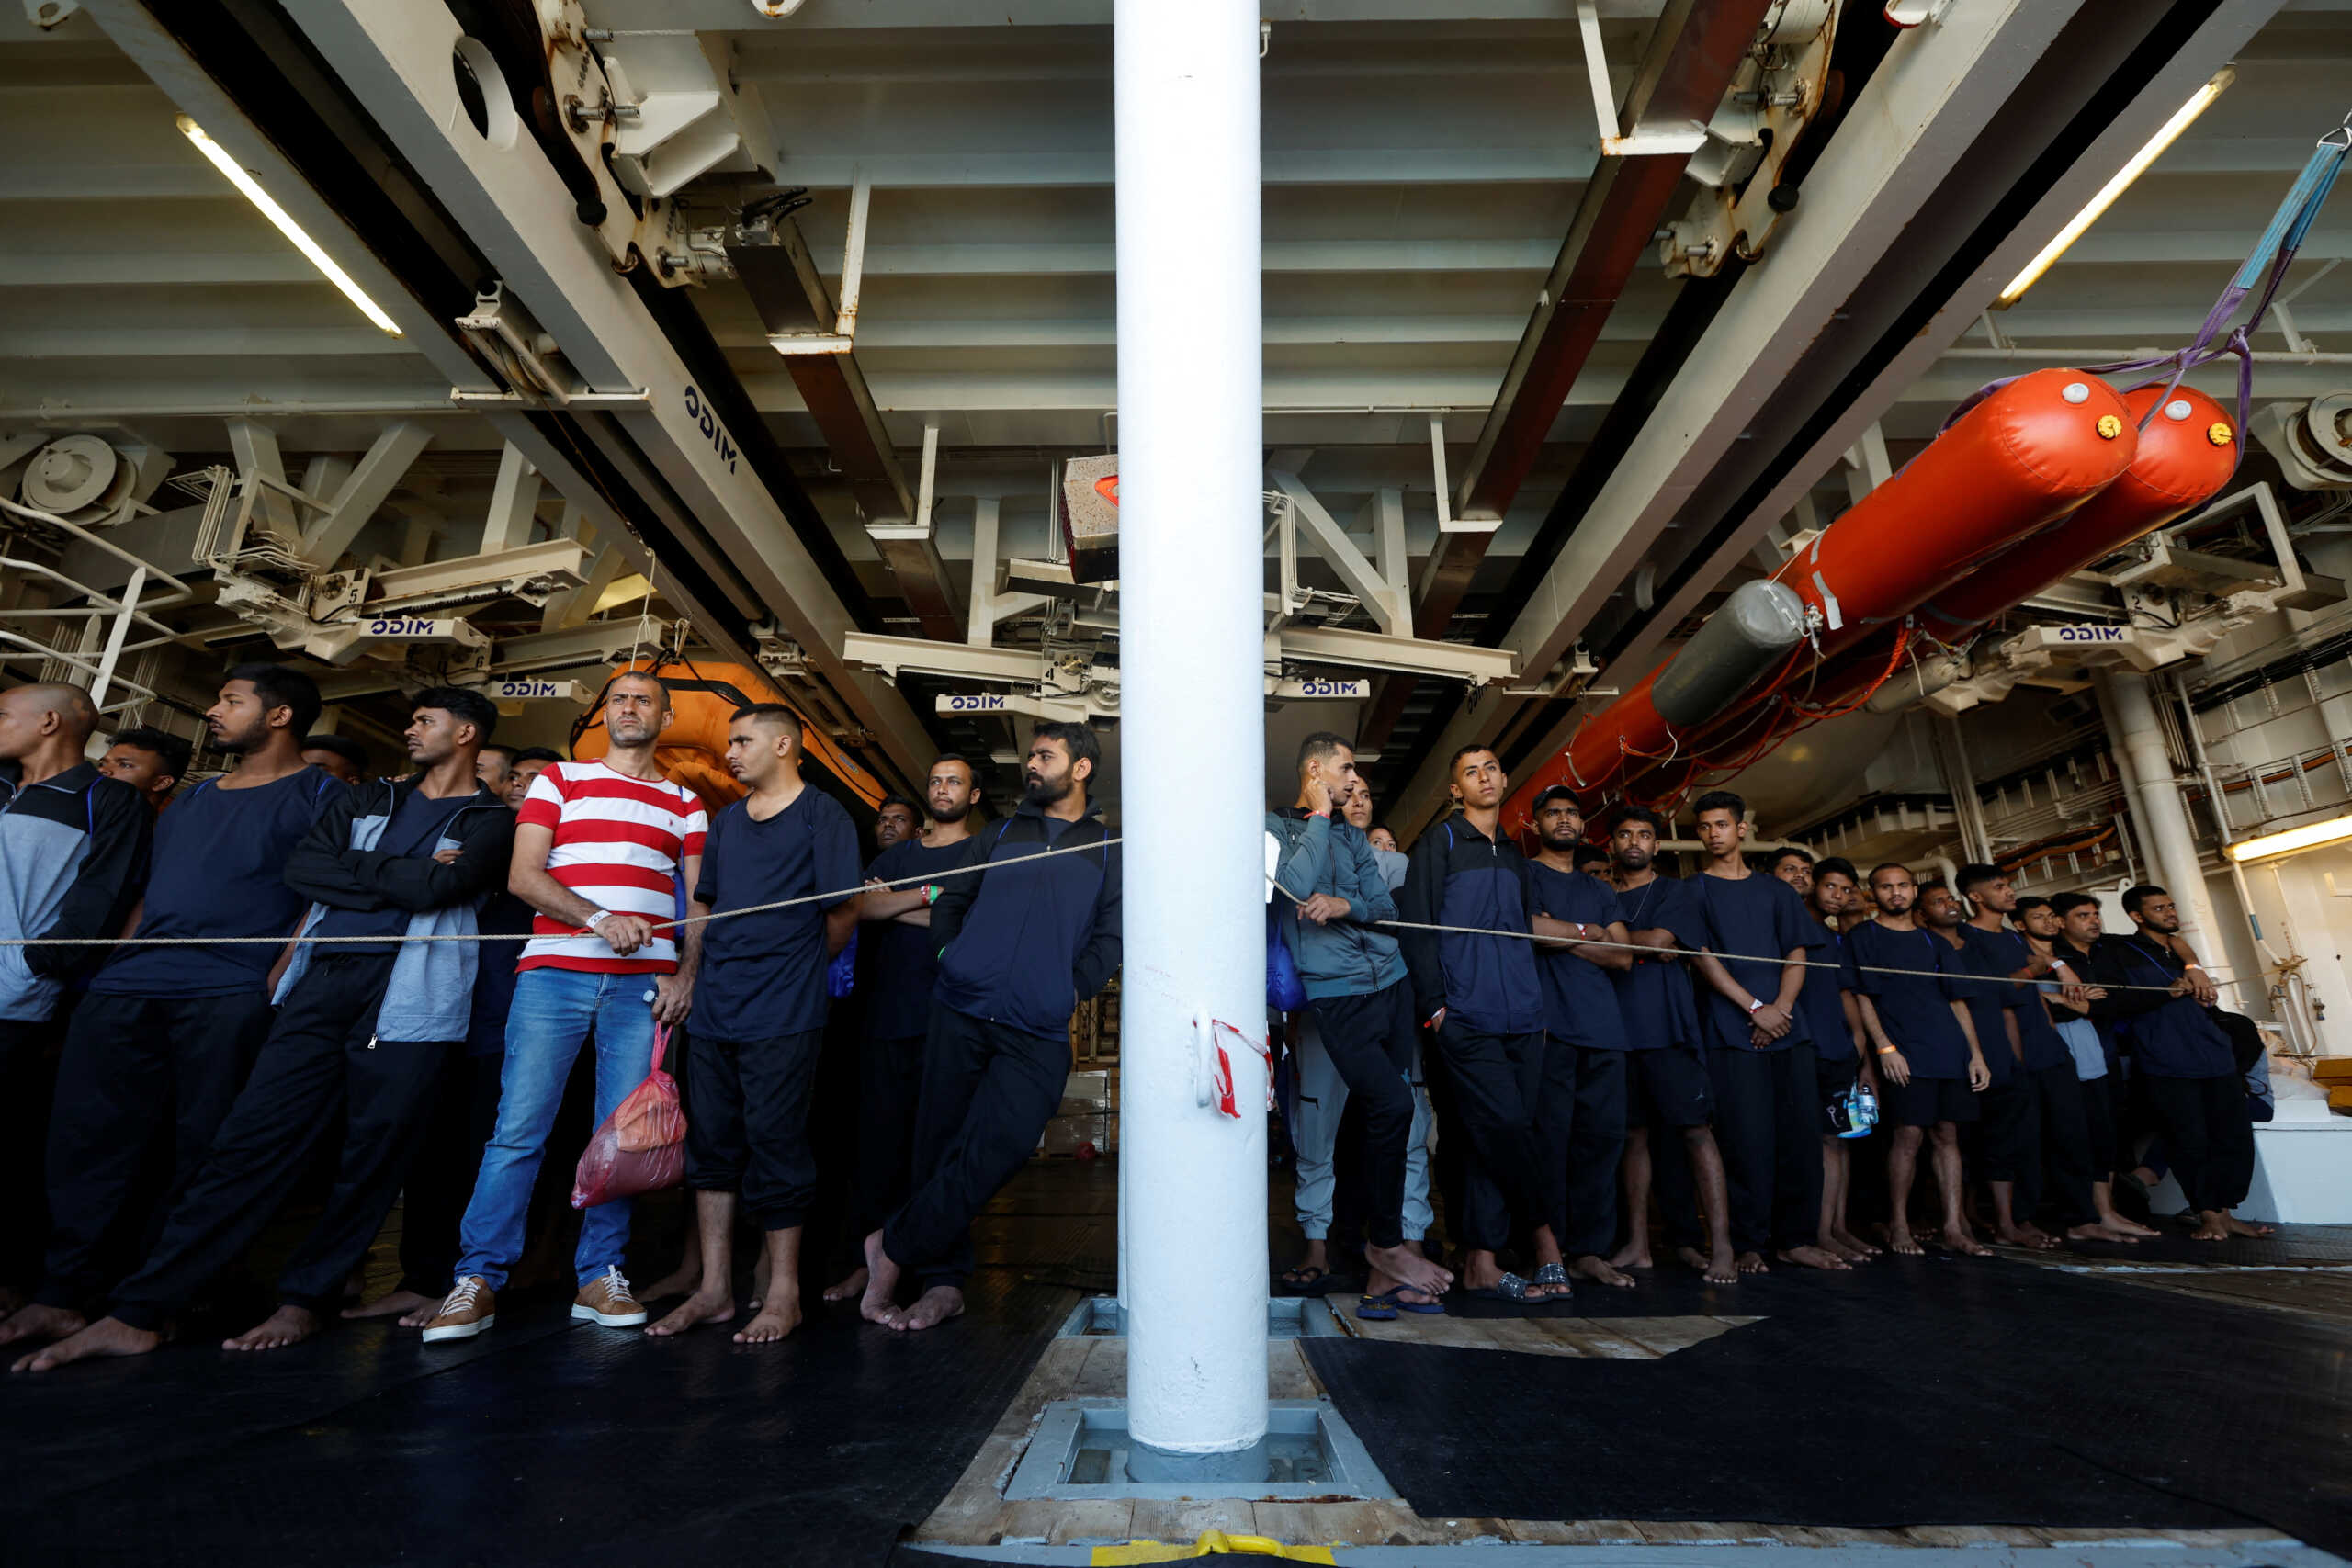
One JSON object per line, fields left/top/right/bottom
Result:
{"left": 0, "top": 668, "right": 1120, "bottom": 1371}
{"left": 0, "top": 671, "right": 2278, "bottom": 1374}
{"left": 1272, "top": 735, "right": 2276, "bottom": 1313}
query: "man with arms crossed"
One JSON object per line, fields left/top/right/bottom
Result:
{"left": 424, "top": 671, "right": 707, "bottom": 1342}
{"left": 3, "top": 665, "right": 345, "bottom": 1354}
{"left": 17, "top": 688, "right": 514, "bottom": 1370}
{"left": 1601, "top": 805, "right": 1739, "bottom": 1286}
{"left": 823, "top": 755, "right": 982, "bottom": 1304}
{"left": 1270, "top": 735, "right": 1453, "bottom": 1314}
{"left": 647, "top": 705, "right": 859, "bottom": 1344}
{"left": 861, "top": 722, "right": 1121, "bottom": 1332}
{"left": 1524, "top": 786, "right": 1636, "bottom": 1290}
{"left": 1684, "top": 793, "right": 1845, "bottom": 1274}
{"left": 1847, "top": 864, "right": 1992, "bottom": 1256}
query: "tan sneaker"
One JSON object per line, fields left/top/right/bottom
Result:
{"left": 421, "top": 1276, "right": 495, "bottom": 1343}
{"left": 571, "top": 1265, "right": 647, "bottom": 1328}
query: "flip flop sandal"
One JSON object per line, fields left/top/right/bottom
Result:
{"left": 1355, "top": 1291, "right": 1403, "bottom": 1321}
{"left": 1531, "top": 1262, "right": 1572, "bottom": 1299}
{"left": 1463, "top": 1272, "right": 1535, "bottom": 1303}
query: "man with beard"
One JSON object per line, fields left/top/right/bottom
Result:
{"left": 17, "top": 690, "right": 516, "bottom": 1371}
{"left": 1601, "top": 805, "right": 1737, "bottom": 1286}
{"left": 1923, "top": 882, "right": 2039, "bottom": 1249}
{"left": 824, "top": 755, "right": 983, "bottom": 1304}
{"left": 1270, "top": 736, "right": 1453, "bottom": 1316}
{"left": 1684, "top": 793, "right": 1844, "bottom": 1274}
{"left": 2086, "top": 886, "right": 2272, "bottom": 1242}
{"left": 859, "top": 723, "right": 1121, "bottom": 1332}
{"left": 423, "top": 672, "right": 707, "bottom": 1342}
{"left": 1798, "top": 857, "right": 1878, "bottom": 1261}
{"left": 1524, "top": 786, "right": 1635, "bottom": 1290}
{"left": 2, "top": 666, "right": 345, "bottom": 1356}
{"left": 874, "top": 795, "right": 921, "bottom": 853}
{"left": 1766, "top": 846, "right": 1813, "bottom": 897}
{"left": 1848, "top": 864, "right": 1991, "bottom": 1256}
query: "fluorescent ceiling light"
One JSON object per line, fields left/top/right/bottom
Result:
{"left": 2226, "top": 811, "right": 2352, "bottom": 863}
{"left": 177, "top": 115, "right": 403, "bottom": 337}
{"left": 1996, "top": 67, "right": 2235, "bottom": 307}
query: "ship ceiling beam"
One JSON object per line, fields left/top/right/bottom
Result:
{"left": 1356, "top": 0, "right": 1772, "bottom": 754}
{"left": 1385, "top": 0, "right": 2149, "bottom": 840}
{"left": 270, "top": 0, "right": 935, "bottom": 784}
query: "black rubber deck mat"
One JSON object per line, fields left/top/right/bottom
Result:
{"left": 2059, "top": 1221, "right": 2352, "bottom": 1268}
{"left": 0, "top": 1269, "right": 1071, "bottom": 1568}
{"left": 1306, "top": 1255, "right": 2352, "bottom": 1552}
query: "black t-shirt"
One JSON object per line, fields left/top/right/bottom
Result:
{"left": 863, "top": 836, "right": 982, "bottom": 1041}
{"left": 312, "top": 789, "right": 475, "bottom": 951}
{"left": 689, "top": 786, "right": 861, "bottom": 1041}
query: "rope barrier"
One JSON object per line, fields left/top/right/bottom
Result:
{"left": 0, "top": 832, "right": 1126, "bottom": 949}
{"left": 1, "top": 819, "right": 2216, "bottom": 1000}
{"left": 1265, "top": 875, "right": 2219, "bottom": 996}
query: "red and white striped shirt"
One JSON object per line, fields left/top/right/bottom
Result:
{"left": 515, "top": 761, "right": 707, "bottom": 975}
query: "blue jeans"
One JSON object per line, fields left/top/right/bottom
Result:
{"left": 455, "top": 967, "right": 657, "bottom": 1289}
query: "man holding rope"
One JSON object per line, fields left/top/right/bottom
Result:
{"left": 424, "top": 671, "right": 707, "bottom": 1343}
{"left": 17, "top": 687, "right": 514, "bottom": 1371}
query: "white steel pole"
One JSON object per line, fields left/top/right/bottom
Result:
{"left": 88, "top": 565, "right": 146, "bottom": 711}
{"left": 1114, "top": 0, "right": 1270, "bottom": 1482}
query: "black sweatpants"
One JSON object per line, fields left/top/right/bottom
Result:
{"left": 2141, "top": 1072, "right": 2256, "bottom": 1214}
{"left": 884, "top": 1007, "right": 1069, "bottom": 1289}
{"left": 1306, "top": 982, "right": 1419, "bottom": 1250}
{"left": 394, "top": 1047, "right": 503, "bottom": 1298}
{"left": 35, "top": 988, "right": 274, "bottom": 1312}
{"left": 1538, "top": 1043, "right": 1625, "bottom": 1258}
{"left": 0, "top": 1019, "right": 61, "bottom": 1291}
{"left": 2079, "top": 1073, "right": 2118, "bottom": 1182}
{"left": 854, "top": 1032, "right": 928, "bottom": 1237}
{"left": 684, "top": 1028, "right": 825, "bottom": 1232}
{"left": 1705, "top": 1043, "right": 1823, "bottom": 1255}
{"left": 2023, "top": 1062, "right": 2098, "bottom": 1227}
{"left": 110, "top": 955, "right": 451, "bottom": 1328}
{"left": 1979, "top": 1074, "right": 2041, "bottom": 1186}
{"left": 1433, "top": 1022, "right": 1553, "bottom": 1254}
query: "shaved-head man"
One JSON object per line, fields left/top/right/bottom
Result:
{"left": 0, "top": 684, "right": 151, "bottom": 1311}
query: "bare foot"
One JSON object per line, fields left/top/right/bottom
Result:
{"left": 1365, "top": 1241, "right": 1453, "bottom": 1301}
{"left": 1939, "top": 1226, "right": 1993, "bottom": 1257}
{"left": 644, "top": 1290, "right": 736, "bottom": 1337}
{"left": 1736, "top": 1250, "right": 1770, "bottom": 1275}
{"left": 1679, "top": 1245, "right": 1739, "bottom": 1285}
{"left": 640, "top": 1256, "right": 703, "bottom": 1303}
{"left": 734, "top": 1290, "right": 803, "bottom": 1344}
{"left": 225, "top": 1304, "right": 322, "bottom": 1352}
{"left": 12, "top": 1314, "right": 160, "bottom": 1372}
{"left": 1829, "top": 1226, "right": 1883, "bottom": 1258}
{"left": 2189, "top": 1211, "right": 2231, "bottom": 1241}
{"left": 2066, "top": 1223, "right": 2142, "bottom": 1245}
{"left": 1609, "top": 1239, "right": 1654, "bottom": 1270}
{"left": 746, "top": 1254, "right": 771, "bottom": 1314}
{"left": 0, "top": 1303, "right": 85, "bottom": 1348}
{"left": 1994, "top": 1224, "right": 2060, "bottom": 1251}
{"left": 857, "top": 1230, "right": 901, "bottom": 1325}
{"left": 1888, "top": 1225, "right": 1924, "bottom": 1257}
{"left": 1819, "top": 1235, "right": 1872, "bottom": 1264}
{"left": 2223, "top": 1213, "right": 2276, "bottom": 1238}
{"left": 886, "top": 1284, "right": 964, "bottom": 1333}
{"left": 1776, "top": 1244, "right": 1850, "bottom": 1271}
{"left": 2105, "top": 1214, "right": 2162, "bottom": 1237}
{"left": 343, "top": 1288, "right": 438, "bottom": 1322}
{"left": 822, "top": 1267, "right": 869, "bottom": 1303}
{"left": 1571, "top": 1254, "right": 1635, "bottom": 1289}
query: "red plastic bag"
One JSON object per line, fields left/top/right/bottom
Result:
{"left": 571, "top": 1023, "right": 686, "bottom": 1208}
